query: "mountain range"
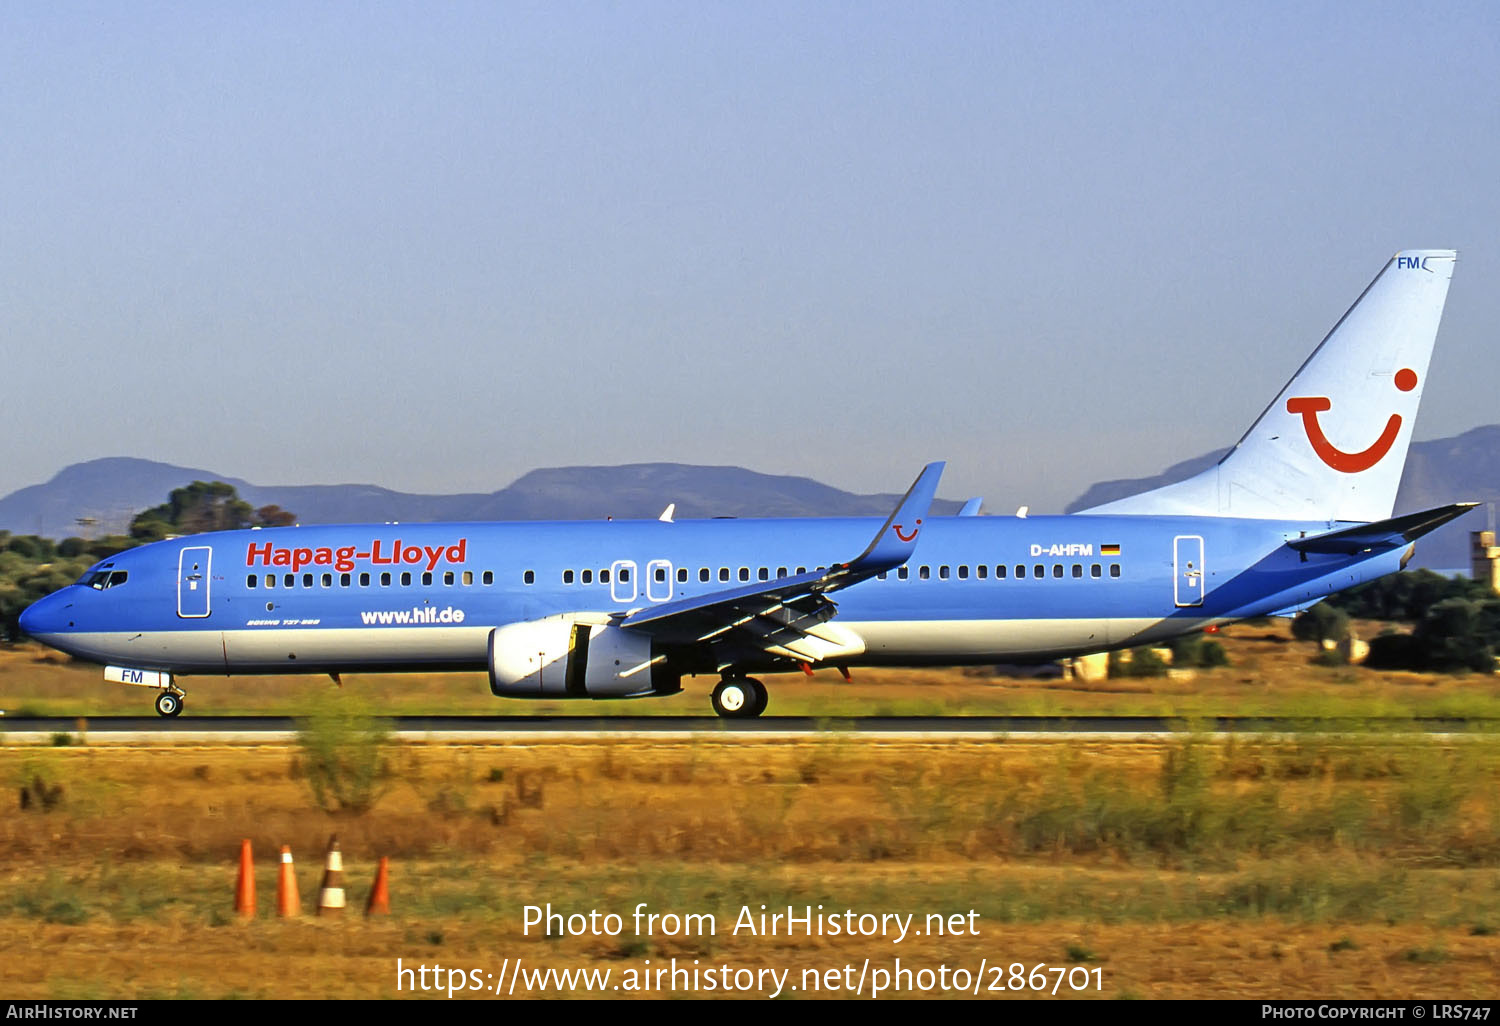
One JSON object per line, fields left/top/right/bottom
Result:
{"left": 0, "top": 458, "right": 965, "bottom": 539}
{"left": 5, "top": 427, "right": 1498, "bottom": 571}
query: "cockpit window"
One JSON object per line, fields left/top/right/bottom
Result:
{"left": 79, "top": 569, "right": 128, "bottom": 590}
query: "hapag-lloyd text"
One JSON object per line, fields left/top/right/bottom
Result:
{"left": 246, "top": 539, "right": 468, "bottom": 574}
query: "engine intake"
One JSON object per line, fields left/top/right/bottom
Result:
{"left": 488, "top": 616, "right": 680, "bottom": 699}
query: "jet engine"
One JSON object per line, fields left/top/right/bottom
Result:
{"left": 488, "top": 615, "right": 680, "bottom": 699}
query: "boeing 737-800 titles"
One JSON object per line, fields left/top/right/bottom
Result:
{"left": 20, "top": 250, "right": 1471, "bottom": 718}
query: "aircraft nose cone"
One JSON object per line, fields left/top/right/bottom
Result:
{"left": 18, "top": 594, "right": 59, "bottom": 638}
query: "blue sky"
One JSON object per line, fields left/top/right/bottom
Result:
{"left": 4, "top": 2, "right": 1497, "bottom": 514}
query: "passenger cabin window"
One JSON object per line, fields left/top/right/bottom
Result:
{"left": 444, "top": 571, "right": 455, "bottom": 585}
{"left": 341, "top": 573, "right": 352, "bottom": 587}
{"left": 421, "top": 572, "right": 432, "bottom": 586}
{"left": 482, "top": 571, "right": 493, "bottom": 585}
{"left": 463, "top": 571, "right": 473, "bottom": 586}
{"left": 719, "top": 568, "right": 730, "bottom": 582}
{"left": 1072, "top": 564, "right": 1082, "bottom": 578}
{"left": 1091, "top": 564, "right": 1102, "bottom": 578}
{"left": 977, "top": 565, "right": 988, "bottom": 580}
{"left": 401, "top": 572, "right": 412, "bottom": 586}
{"left": 958, "top": 565, "right": 968, "bottom": 580}
{"left": 600, "top": 569, "right": 611, "bottom": 584}
{"left": 582, "top": 569, "right": 593, "bottom": 584}
{"left": 563, "top": 570, "right": 575, "bottom": 585}
{"left": 1052, "top": 564, "right": 1063, "bottom": 578}
{"left": 898, "top": 567, "right": 909, "bottom": 580}
{"left": 939, "top": 565, "right": 950, "bottom": 580}
{"left": 322, "top": 573, "right": 333, "bottom": 588}
{"left": 919, "top": 565, "right": 930, "bottom": 580}
{"left": 523, "top": 570, "right": 535, "bottom": 585}
{"left": 1033, "top": 564, "right": 1044, "bottom": 578}
{"left": 676, "top": 568, "right": 687, "bottom": 583}
{"left": 358, "top": 573, "right": 370, "bottom": 587}
{"left": 700, "top": 568, "right": 710, "bottom": 583}
{"left": 738, "top": 567, "right": 750, "bottom": 582}
{"left": 380, "top": 572, "right": 391, "bottom": 586}
{"left": 284, "top": 573, "right": 296, "bottom": 588}
{"left": 304, "top": 573, "right": 315, "bottom": 588}
{"left": 246, "top": 575, "right": 256, "bottom": 588}
{"left": 1110, "top": 564, "right": 1122, "bottom": 578}
{"left": 996, "top": 565, "right": 1006, "bottom": 579}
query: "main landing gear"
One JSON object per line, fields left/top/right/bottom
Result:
{"left": 153, "top": 687, "right": 186, "bottom": 718}
{"left": 711, "top": 677, "right": 768, "bottom": 719}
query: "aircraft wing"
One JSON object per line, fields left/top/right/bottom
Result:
{"left": 1286, "top": 502, "right": 1478, "bottom": 555}
{"left": 617, "top": 462, "right": 944, "bottom": 664}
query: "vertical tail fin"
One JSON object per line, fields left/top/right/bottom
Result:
{"left": 1084, "top": 250, "right": 1457, "bottom": 523}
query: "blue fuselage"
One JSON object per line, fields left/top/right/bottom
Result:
{"left": 20, "top": 512, "right": 1403, "bottom": 677}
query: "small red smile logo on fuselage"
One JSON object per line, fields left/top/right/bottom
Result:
{"left": 1286, "top": 368, "right": 1418, "bottom": 474}
{"left": 893, "top": 519, "right": 922, "bottom": 542}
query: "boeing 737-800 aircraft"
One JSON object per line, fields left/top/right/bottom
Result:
{"left": 20, "top": 250, "right": 1471, "bottom": 718}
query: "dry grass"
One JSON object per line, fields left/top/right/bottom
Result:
{"left": 3, "top": 735, "right": 1500, "bottom": 998}
{"left": 6, "top": 618, "right": 1500, "bottom": 998}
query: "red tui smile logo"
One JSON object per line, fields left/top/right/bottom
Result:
{"left": 893, "top": 519, "right": 922, "bottom": 542}
{"left": 1285, "top": 368, "right": 1418, "bottom": 473}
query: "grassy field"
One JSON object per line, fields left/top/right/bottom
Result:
{"left": 3, "top": 729, "right": 1500, "bottom": 998}
{"left": 4, "top": 621, "right": 1500, "bottom": 1000}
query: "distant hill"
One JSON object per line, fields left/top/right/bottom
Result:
{"left": 0, "top": 457, "right": 963, "bottom": 540}
{"left": 8, "top": 429, "right": 1497, "bottom": 573}
{"left": 1065, "top": 425, "right": 1500, "bottom": 570}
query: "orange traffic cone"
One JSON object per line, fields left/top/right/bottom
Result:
{"left": 365, "top": 856, "right": 390, "bottom": 916}
{"left": 277, "top": 845, "right": 301, "bottom": 917}
{"left": 234, "top": 838, "right": 256, "bottom": 920}
{"left": 316, "top": 835, "right": 346, "bottom": 916}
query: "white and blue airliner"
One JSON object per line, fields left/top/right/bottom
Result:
{"left": 20, "top": 251, "right": 1471, "bottom": 718}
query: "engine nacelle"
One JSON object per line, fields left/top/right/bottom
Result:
{"left": 488, "top": 615, "right": 681, "bottom": 699}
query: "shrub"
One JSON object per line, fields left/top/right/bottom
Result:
{"left": 295, "top": 692, "right": 392, "bottom": 815}
{"left": 1292, "top": 603, "right": 1349, "bottom": 645}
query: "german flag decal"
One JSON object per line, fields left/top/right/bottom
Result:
{"left": 1100, "top": 544, "right": 1121, "bottom": 556}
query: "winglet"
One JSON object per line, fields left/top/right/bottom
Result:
{"left": 958, "top": 497, "right": 983, "bottom": 517}
{"left": 844, "top": 461, "right": 946, "bottom": 574}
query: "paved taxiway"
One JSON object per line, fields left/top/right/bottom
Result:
{"left": 1, "top": 714, "right": 1495, "bottom": 744}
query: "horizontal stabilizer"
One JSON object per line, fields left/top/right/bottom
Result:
{"left": 1287, "top": 502, "right": 1478, "bottom": 555}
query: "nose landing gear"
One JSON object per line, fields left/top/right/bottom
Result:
{"left": 153, "top": 687, "right": 186, "bottom": 718}
{"left": 710, "top": 677, "right": 768, "bottom": 719}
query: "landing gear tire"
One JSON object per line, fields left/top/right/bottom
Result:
{"left": 712, "top": 677, "right": 767, "bottom": 719}
{"left": 154, "top": 690, "right": 183, "bottom": 718}
{"left": 747, "top": 678, "right": 769, "bottom": 717}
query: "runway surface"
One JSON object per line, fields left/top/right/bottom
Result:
{"left": 1, "top": 714, "right": 1496, "bottom": 743}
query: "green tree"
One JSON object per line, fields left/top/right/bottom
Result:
{"left": 128, "top": 481, "right": 289, "bottom": 539}
{"left": 1292, "top": 602, "right": 1350, "bottom": 645}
